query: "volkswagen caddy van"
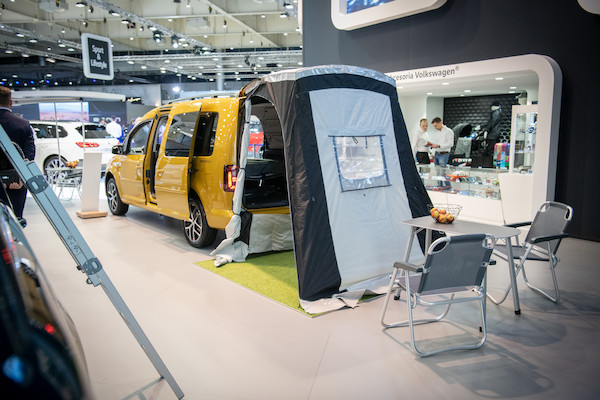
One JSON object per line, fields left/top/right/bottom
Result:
{"left": 104, "top": 96, "right": 289, "bottom": 248}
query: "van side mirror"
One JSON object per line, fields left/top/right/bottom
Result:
{"left": 112, "top": 144, "right": 124, "bottom": 155}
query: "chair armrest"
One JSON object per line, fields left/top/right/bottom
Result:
{"left": 529, "top": 233, "right": 568, "bottom": 244}
{"left": 506, "top": 221, "right": 532, "bottom": 228}
{"left": 393, "top": 261, "right": 422, "bottom": 273}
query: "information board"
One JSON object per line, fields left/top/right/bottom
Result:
{"left": 81, "top": 33, "right": 114, "bottom": 80}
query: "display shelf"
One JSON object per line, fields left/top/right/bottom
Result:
{"left": 510, "top": 104, "right": 538, "bottom": 173}
{"left": 417, "top": 165, "right": 506, "bottom": 200}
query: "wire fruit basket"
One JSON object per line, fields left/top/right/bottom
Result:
{"left": 429, "top": 204, "right": 462, "bottom": 224}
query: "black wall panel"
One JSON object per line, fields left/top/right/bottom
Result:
{"left": 443, "top": 94, "right": 519, "bottom": 144}
{"left": 303, "top": 0, "right": 600, "bottom": 240}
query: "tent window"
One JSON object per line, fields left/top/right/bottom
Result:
{"left": 332, "top": 135, "right": 390, "bottom": 191}
{"left": 164, "top": 111, "right": 197, "bottom": 157}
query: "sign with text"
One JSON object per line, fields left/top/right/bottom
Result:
{"left": 81, "top": 33, "right": 114, "bottom": 80}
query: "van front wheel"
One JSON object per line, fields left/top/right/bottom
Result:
{"left": 183, "top": 197, "right": 216, "bottom": 248}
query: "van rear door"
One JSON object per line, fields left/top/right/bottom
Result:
{"left": 154, "top": 105, "right": 201, "bottom": 220}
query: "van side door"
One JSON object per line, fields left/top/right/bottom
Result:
{"left": 154, "top": 107, "right": 200, "bottom": 219}
{"left": 119, "top": 120, "right": 153, "bottom": 206}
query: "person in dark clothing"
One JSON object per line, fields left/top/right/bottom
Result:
{"left": 0, "top": 87, "right": 36, "bottom": 219}
{"left": 483, "top": 101, "right": 502, "bottom": 156}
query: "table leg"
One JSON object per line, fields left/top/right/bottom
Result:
{"left": 506, "top": 240, "right": 521, "bottom": 314}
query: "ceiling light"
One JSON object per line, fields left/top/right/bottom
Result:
{"left": 510, "top": 86, "right": 517, "bottom": 89}
{"left": 82, "top": 20, "right": 88, "bottom": 27}
{"left": 168, "top": 18, "right": 173, "bottom": 22}
{"left": 29, "top": 38, "right": 38, "bottom": 43}
{"left": 110, "top": 10, "right": 120, "bottom": 17}
{"left": 171, "top": 37, "right": 179, "bottom": 48}
{"left": 58, "top": 43, "right": 66, "bottom": 47}
{"left": 464, "top": 89, "right": 471, "bottom": 93}
{"left": 88, "top": 5, "right": 94, "bottom": 13}
{"left": 427, "top": 92, "right": 433, "bottom": 95}
{"left": 121, "top": 18, "right": 130, "bottom": 24}
{"left": 161, "top": 70, "right": 166, "bottom": 73}
{"left": 16, "top": 33, "right": 25, "bottom": 38}
{"left": 141, "top": 65, "right": 147, "bottom": 69}
{"left": 186, "top": 0, "right": 191, "bottom": 8}
{"left": 67, "top": 48, "right": 75, "bottom": 52}
{"left": 5, "top": 50, "right": 13, "bottom": 54}
{"left": 22, "top": 53, "right": 29, "bottom": 58}
{"left": 280, "top": 12, "right": 288, "bottom": 18}
{"left": 130, "top": 37, "right": 134, "bottom": 40}
{"left": 129, "top": 79, "right": 134, "bottom": 83}
{"left": 149, "top": 25, "right": 157, "bottom": 31}
{"left": 261, "top": 14, "right": 266, "bottom": 18}
{"left": 127, "top": 60, "right": 134, "bottom": 64}
{"left": 164, "top": 59, "right": 170, "bottom": 63}
{"left": 284, "top": 2, "right": 294, "bottom": 9}
{"left": 223, "top": 20, "right": 227, "bottom": 28}
{"left": 495, "top": 77, "right": 504, "bottom": 80}
{"left": 75, "top": 1, "right": 86, "bottom": 8}
{"left": 46, "top": 58, "right": 56, "bottom": 63}
{"left": 442, "top": 82, "right": 449, "bottom": 86}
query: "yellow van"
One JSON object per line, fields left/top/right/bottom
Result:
{"left": 104, "top": 96, "right": 289, "bottom": 248}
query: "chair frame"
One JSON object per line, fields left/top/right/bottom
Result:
{"left": 380, "top": 234, "right": 495, "bottom": 357}
{"left": 489, "top": 201, "right": 572, "bottom": 304}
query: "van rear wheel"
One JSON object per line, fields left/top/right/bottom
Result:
{"left": 183, "top": 197, "right": 216, "bottom": 248}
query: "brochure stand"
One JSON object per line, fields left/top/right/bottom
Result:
{"left": 0, "top": 127, "right": 184, "bottom": 399}
{"left": 76, "top": 152, "right": 108, "bottom": 219}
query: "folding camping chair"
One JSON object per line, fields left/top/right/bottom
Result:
{"left": 490, "top": 201, "right": 573, "bottom": 304}
{"left": 380, "top": 234, "right": 495, "bottom": 357}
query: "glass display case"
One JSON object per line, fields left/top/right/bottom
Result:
{"left": 510, "top": 104, "right": 538, "bottom": 173}
{"left": 417, "top": 165, "right": 507, "bottom": 200}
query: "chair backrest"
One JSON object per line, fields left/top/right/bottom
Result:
{"left": 418, "top": 234, "right": 495, "bottom": 293}
{"left": 524, "top": 201, "right": 573, "bottom": 253}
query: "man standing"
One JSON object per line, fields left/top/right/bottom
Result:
{"left": 428, "top": 117, "right": 454, "bottom": 167}
{"left": 414, "top": 118, "right": 431, "bottom": 164}
{"left": 106, "top": 115, "right": 122, "bottom": 140}
{"left": 0, "top": 87, "right": 36, "bottom": 219}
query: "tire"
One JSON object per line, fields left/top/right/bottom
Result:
{"left": 44, "top": 155, "right": 67, "bottom": 184}
{"left": 183, "top": 197, "right": 216, "bottom": 248}
{"left": 105, "top": 177, "right": 129, "bottom": 215}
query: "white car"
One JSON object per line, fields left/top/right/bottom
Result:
{"left": 29, "top": 121, "right": 120, "bottom": 174}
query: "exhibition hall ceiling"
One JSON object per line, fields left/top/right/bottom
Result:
{"left": 0, "top": 0, "right": 301, "bottom": 87}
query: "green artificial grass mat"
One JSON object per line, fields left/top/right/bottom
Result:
{"left": 195, "top": 251, "right": 307, "bottom": 314}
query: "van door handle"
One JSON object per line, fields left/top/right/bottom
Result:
{"left": 156, "top": 169, "right": 164, "bottom": 179}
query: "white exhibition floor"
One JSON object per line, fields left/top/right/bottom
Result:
{"left": 21, "top": 188, "right": 600, "bottom": 400}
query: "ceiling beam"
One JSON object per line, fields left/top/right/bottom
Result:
{"left": 200, "top": 0, "right": 278, "bottom": 48}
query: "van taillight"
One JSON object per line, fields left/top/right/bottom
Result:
{"left": 76, "top": 142, "right": 100, "bottom": 148}
{"left": 224, "top": 165, "right": 237, "bottom": 192}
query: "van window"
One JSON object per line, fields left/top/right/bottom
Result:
{"left": 126, "top": 121, "right": 152, "bottom": 154}
{"left": 332, "top": 135, "right": 390, "bottom": 191}
{"left": 193, "top": 113, "right": 218, "bottom": 156}
{"left": 31, "top": 124, "right": 68, "bottom": 139}
{"left": 164, "top": 111, "right": 197, "bottom": 157}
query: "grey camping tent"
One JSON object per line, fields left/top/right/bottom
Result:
{"left": 212, "top": 65, "right": 434, "bottom": 312}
